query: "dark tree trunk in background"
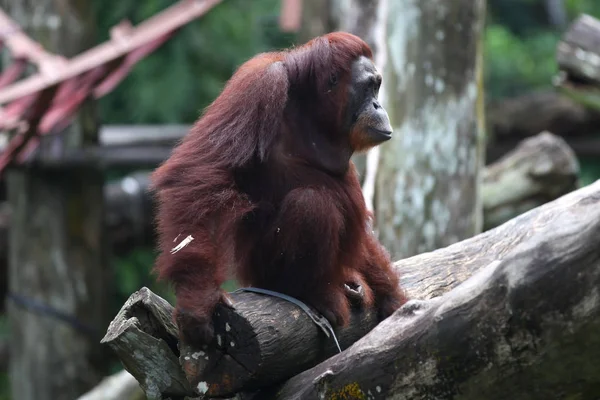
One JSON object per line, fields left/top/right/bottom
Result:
{"left": 2, "top": 1, "right": 110, "bottom": 399}
{"left": 374, "top": 0, "right": 487, "bottom": 259}
{"left": 298, "top": 0, "right": 335, "bottom": 43}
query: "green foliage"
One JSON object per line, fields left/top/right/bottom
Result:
{"left": 564, "top": 0, "right": 600, "bottom": 16}
{"left": 484, "top": 25, "right": 560, "bottom": 99}
{"left": 579, "top": 156, "right": 600, "bottom": 186}
{"left": 484, "top": 0, "right": 600, "bottom": 100}
{"left": 0, "top": 374, "right": 7, "bottom": 400}
{"left": 91, "top": 0, "right": 296, "bottom": 124}
{"left": 112, "top": 247, "right": 173, "bottom": 306}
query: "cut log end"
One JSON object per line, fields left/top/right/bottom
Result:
{"left": 178, "top": 290, "right": 380, "bottom": 397}
{"left": 100, "top": 287, "right": 192, "bottom": 400}
{"left": 179, "top": 297, "right": 262, "bottom": 397}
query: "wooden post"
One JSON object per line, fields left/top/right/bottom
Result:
{"left": 3, "top": 1, "right": 109, "bottom": 399}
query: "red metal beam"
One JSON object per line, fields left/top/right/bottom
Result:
{"left": 0, "top": 9, "right": 66, "bottom": 70}
{"left": 0, "top": 0, "right": 223, "bottom": 105}
{"left": 279, "top": 0, "right": 303, "bottom": 32}
{"left": 0, "top": 0, "right": 223, "bottom": 175}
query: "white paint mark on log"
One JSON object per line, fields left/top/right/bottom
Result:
{"left": 504, "top": 256, "right": 529, "bottom": 290}
{"left": 197, "top": 381, "right": 209, "bottom": 394}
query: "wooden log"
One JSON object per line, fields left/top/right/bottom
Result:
{"left": 556, "top": 14, "right": 600, "bottom": 86}
{"left": 555, "top": 14, "right": 600, "bottom": 112}
{"left": 100, "top": 288, "right": 193, "bottom": 400}
{"left": 482, "top": 131, "right": 579, "bottom": 230}
{"left": 265, "top": 179, "right": 600, "bottom": 400}
{"left": 103, "top": 179, "right": 600, "bottom": 399}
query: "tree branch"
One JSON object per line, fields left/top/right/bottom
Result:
{"left": 103, "top": 179, "right": 600, "bottom": 399}
{"left": 264, "top": 179, "right": 600, "bottom": 399}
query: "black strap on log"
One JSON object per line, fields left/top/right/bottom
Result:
{"left": 234, "top": 287, "right": 342, "bottom": 353}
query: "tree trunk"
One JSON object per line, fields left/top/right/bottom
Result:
{"left": 374, "top": 0, "right": 487, "bottom": 259}
{"left": 3, "top": 1, "right": 109, "bottom": 399}
{"left": 298, "top": 0, "right": 487, "bottom": 255}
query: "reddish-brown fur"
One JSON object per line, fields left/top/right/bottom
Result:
{"left": 151, "top": 32, "right": 407, "bottom": 344}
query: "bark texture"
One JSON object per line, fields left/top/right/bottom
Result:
{"left": 2, "top": 1, "right": 109, "bottom": 399}
{"left": 375, "top": 0, "right": 487, "bottom": 259}
{"left": 265, "top": 179, "right": 600, "bottom": 400}
{"left": 101, "top": 289, "right": 192, "bottom": 400}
